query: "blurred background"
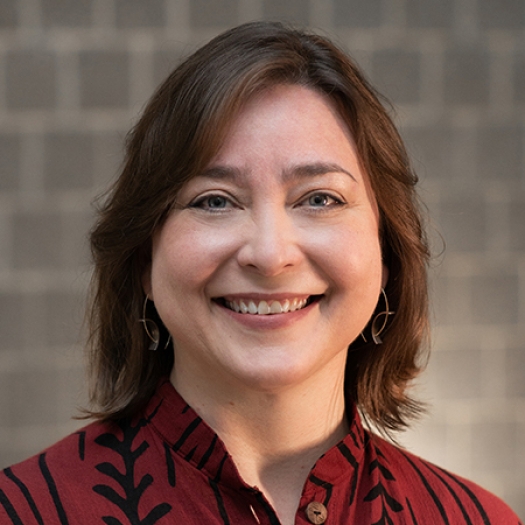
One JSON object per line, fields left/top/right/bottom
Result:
{"left": 0, "top": 0, "right": 523, "bottom": 518}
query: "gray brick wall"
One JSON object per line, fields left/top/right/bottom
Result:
{"left": 0, "top": 0, "right": 523, "bottom": 518}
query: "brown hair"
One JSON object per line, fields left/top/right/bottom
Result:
{"left": 87, "top": 21, "right": 430, "bottom": 432}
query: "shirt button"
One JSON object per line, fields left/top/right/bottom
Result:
{"left": 305, "top": 501, "right": 328, "bottom": 524}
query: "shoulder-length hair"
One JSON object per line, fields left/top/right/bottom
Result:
{"left": 87, "top": 21, "right": 430, "bottom": 433}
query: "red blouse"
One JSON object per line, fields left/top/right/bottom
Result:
{"left": 0, "top": 379, "right": 521, "bottom": 524}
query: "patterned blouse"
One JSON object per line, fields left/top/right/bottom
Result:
{"left": 0, "top": 379, "right": 521, "bottom": 524}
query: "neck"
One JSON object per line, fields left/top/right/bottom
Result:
{"left": 171, "top": 364, "right": 349, "bottom": 524}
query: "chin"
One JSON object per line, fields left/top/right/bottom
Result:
{"left": 230, "top": 356, "right": 340, "bottom": 394}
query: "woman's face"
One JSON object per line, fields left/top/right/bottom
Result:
{"left": 144, "top": 84, "right": 385, "bottom": 396}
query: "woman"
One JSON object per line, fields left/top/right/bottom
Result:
{"left": 0, "top": 21, "right": 520, "bottom": 525}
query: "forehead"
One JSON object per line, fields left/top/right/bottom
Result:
{"left": 211, "top": 85, "right": 355, "bottom": 157}
{"left": 197, "top": 85, "right": 364, "bottom": 185}
{"left": 227, "top": 84, "right": 351, "bottom": 139}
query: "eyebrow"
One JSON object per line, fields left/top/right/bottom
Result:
{"left": 200, "top": 162, "right": 357, "bottom": 183}
{"left": 283, "top": 162, "right": 357, "bottom": 182}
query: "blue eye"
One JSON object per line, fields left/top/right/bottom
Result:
{"left": 189, "top": 194, "right": 233, "bottom": 211}
{"left": 206, "top": 195, "right": 228, "bottom": 208}
{"left": 309, "top": 194, "right": 330, "bottom": 206}
{"left": 306, "top": 193, "right": 342, "bottom": 207}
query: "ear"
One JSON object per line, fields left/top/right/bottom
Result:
{"left": 381, "top": 263, "right": 389, "bottom": 289}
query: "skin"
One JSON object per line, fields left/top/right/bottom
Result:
{"left": 143, "top": 84, "right": 386, "bottom": 524}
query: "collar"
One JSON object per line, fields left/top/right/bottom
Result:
{"left": 144, "top": 378, "right": 366, "bottom": 492}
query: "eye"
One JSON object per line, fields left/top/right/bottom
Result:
{"left": 206, "top": 195, "right": 229, "bottom": 209}
{"left": 300, "top": 192, "right": 344, "bottom": 209}
{"left": 189, "top": 194, "right": 233, "bottom": 211}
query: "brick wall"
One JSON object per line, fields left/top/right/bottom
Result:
{"left": 0, "top": 0, "right": 523, "bottom": 518}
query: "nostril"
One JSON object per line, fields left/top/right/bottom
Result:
{"left": 235, "top": 222, "right": 303, "bottom": 275}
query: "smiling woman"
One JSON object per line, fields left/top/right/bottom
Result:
{"left": 0, "top": 21, "right": 520, "bottom": 525}
{"left": 145, "top": 85, "right": 384, "bottom": 407}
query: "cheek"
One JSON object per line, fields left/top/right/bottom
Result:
{"left": 306, "top": 224, "right": 382, "bottom": 283}
{"left": 150, "top": 222, "right": 240, "bottom": 294}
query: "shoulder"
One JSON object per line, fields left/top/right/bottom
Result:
{"left": 367, "top": 434, "right": 522, "bottom": 524}
{"left": 1, "top": 418, "right": 119, "bottom": 479}
{"left": 0, "top": 419, "right": 123, "bottom": 523}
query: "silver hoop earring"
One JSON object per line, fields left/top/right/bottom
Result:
{"left": 370, "top": 288, "right": 395, "bottom": 345}
{"left": 139, "top": 295, "right": 170, "bottom": 351}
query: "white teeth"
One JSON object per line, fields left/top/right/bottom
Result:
{"left": 290, "top": 298, "right": 306, "bottom": 312}
{"left": 225, "top": 297, "right": 311, "bottom": 315}
{"left": 269, "top": 301, "right": 282, "bottom": 314}
{"left": 258, "top": 301, "right": 271, "bottom": 314}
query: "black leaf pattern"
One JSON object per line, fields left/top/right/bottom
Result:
{"left": 102, "top": 516, "right": 124, "bottom": 525}
{"left": 76, "top": 432, "right": 86, "bottom": 461}
{"left": 141, "top": 504, "right": 172, "bottom": 525}
{"left": 3, "top": 467, "right": 45, "bottom": 525}
{"left": 95, "top": 433, "right": 122, "bottom": 450}
{"left": 93, "top": 484, "right": 126, "bottom": 509}
{"left": 379, "top": 463, "right": 396, "bottom": 481}
{"left": 371, "top": 504, "right": 395, "bottom": 525}
{"left": 92, "top": 403, "right": 172, "bottom": 525}
{"left": 364, "top": 447, "right": 403, "bottom": 524}
{"left": 406, "top": 498, "right": 419, "bottom": 524}
{"left": 384, "top": 490, "right": 404, "bottom": 513}
{"left": 164, "top": 443, "right": 176, "bottom": 487}
{"left": 134, "top": 442, "right": 149, "bottom": 458}
{"left": 38, "top": 453, "right": 69, "bottom": 524}
{"left": 96, "top": 463, "right": 126, "bottom": 485}
{"left": 364, "top": 484, "right": 383, "bottom": 501}
{"left": 369, "top": 459, "right": 395, "bottom": 481}
{"left": 135, "top": 475, "right": 154, "bottom": 499}
{"left": 184, "top": 446, "right": 197, "bottom": 462}
{"left": 337, "top": 442, "right": 359, "bottom": 506}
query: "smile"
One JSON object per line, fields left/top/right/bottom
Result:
{"left": 217, "top": 296, "right": 322, "bottom": 315}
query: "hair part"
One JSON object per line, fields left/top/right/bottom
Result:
{"left": 86, "top": 21, "right": 430, "bottom": 433}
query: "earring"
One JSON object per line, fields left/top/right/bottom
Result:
{"left": 370, "top": 288, "right": 395, "bottom": 345}
{"left": 139, "top": 295, "right": 170, "bottom": 351}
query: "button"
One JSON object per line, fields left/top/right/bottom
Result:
{"left": 305, "top": 501, "right": 327, "bottom": 524}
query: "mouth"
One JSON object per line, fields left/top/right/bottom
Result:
{"left": 214, "top": 295, "right": 323, "bottom": 315}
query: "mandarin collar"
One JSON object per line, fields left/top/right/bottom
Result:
{"left": 144, "top": 378, "right": 366, "bottom": 492}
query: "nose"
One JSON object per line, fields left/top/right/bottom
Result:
{"left": 236, "top": 207, "right": 303, "bottom": 276}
